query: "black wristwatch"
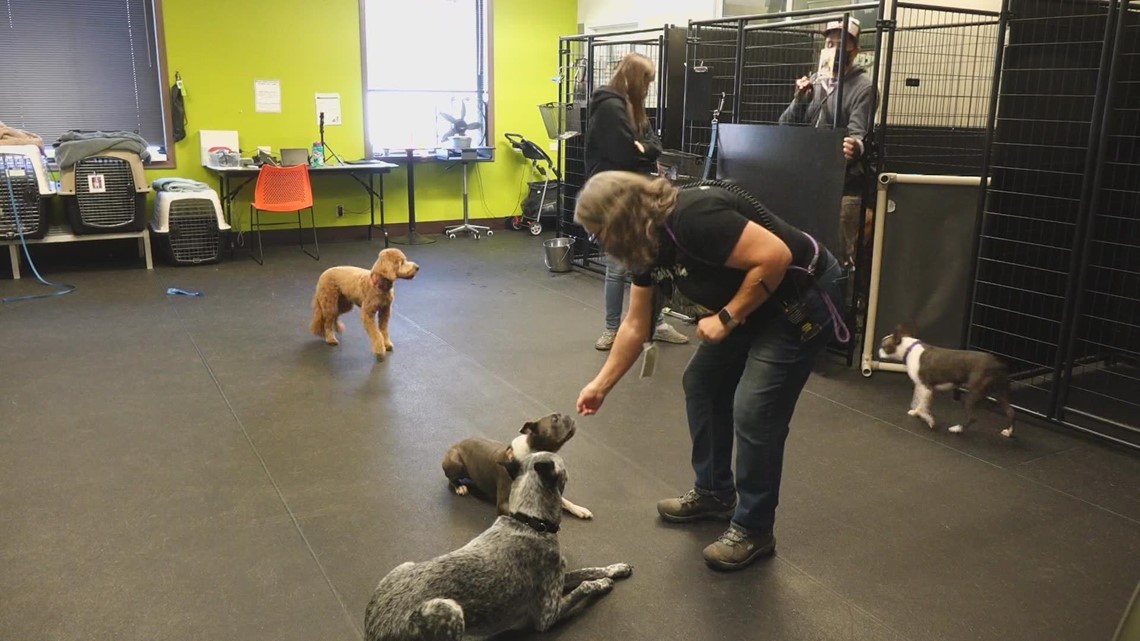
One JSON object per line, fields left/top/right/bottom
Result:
{"left": 717, "top": 308, "right": 740, "bottom": 329}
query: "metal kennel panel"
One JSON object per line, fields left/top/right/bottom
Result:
{"left": 685, "top": 5, "right": 882, "bottom": 365}
{"left": 557, "top": 36, "right": 588, "bottom": 246}
{"left": 556, "top": 28, "right": 670, "bottom": 273}
{"left": 738, "top": 14, "right": 881, "bottom": 126}
{"left": 968, "top": 0, "right": 1140, "bottom": 449}
{"left": 969, "top": 0, "right": 1114, "bottom": 399}
{"left": 882, "top": 3, "right": 1000, "bottom": 175}
{"left": 1058, "top": 0, "right": 1140, "bottom": 446}
{"left": 684, "top": 23, "right": 741, "bottom": 162}
{"left": 74, "top": 156, "right": 137, "bottom": 228}
{"left": 684, "top": 4, "right": 881, "bottom": 169}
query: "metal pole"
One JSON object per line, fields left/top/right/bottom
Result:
{"left": 834, "top": 12, "right": 850, "bottom": 129}
{"left": 877, "top": 1, "right": 899, "bottom": 164}
{"left": 882, "top": 173, "right": 990, "bottom": 186}
{"left": 861, "top": 176, "right": 891, "bottom": 376}
{"left": 896, "top": 1, "right": 1000, "bottom": 16}
{"left": 730, "top": 18, "right": 745, "bottom": 122}
{"left": 961, "top": 0, "right": 1010, "bottom": 351}
{"left": 688, "top": 2, "right": 880, "bottom": 28}
{"left": 682, "top": 24, "right": 695, "bottom": 151}
{"left": 557, "top": 40, "right": 570, "bottom": 240}
{"left": 1053, "top": 0, "right": 1126, "bottom": 417}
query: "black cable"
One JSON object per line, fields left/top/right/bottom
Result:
{"left": 675, "top": 178, "right": 777, "bottom": 232}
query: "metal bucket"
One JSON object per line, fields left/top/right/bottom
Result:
{"left": 543, "top": 237, "right": 573, "bottom": 273}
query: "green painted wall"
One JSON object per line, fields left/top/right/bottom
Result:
{"left": 151, "top": 0, "right": 576, "bottom": 229}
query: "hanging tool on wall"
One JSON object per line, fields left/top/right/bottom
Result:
{"left": 702, "top": 92, "right": 726, "bottom": 180}
{"left": 171, "top": 71, "right": 188, "bottom": 143}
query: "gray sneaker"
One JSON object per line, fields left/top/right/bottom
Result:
{"left": 652, "top": 323, "right": 690, "bottom": 344}
{"left": 594, "top": 330, "right": 617, "bottom": 351}
{"left": 702, "top": 524, "right": 776, "bottom": 571}
{"left": 657, "top": 489, "right": 736, "bottom": 523}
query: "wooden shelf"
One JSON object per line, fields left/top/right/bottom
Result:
{"left": 2, "top": 225, "right": 153, "bottom": 279}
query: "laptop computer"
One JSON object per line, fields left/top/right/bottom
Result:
{"left": 280, "top": 148, "right": 310, "bottom": 166}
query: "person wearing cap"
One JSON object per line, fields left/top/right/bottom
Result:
{"left": 779, "top": 17, "right": 877, "bottom": 270}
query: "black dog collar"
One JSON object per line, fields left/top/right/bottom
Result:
{"left": 510, "top": 512, "right": 560, "bottom": 534}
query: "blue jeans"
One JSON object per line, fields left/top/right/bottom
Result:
{"left": 605, "top": 259, "right": 664, "bottom": 331}
{"left": 681, "top": 252, "right": 845, "bottom": 533}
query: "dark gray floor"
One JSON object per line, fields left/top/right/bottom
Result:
{"left": 1, "top": 233, "right": 1138, "bottom": 641}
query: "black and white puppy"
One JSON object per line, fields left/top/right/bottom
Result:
{"left": 879, "top": 327, "right": 1016, "bottom": 437}
{"left": 365, "top": 452, "right": 631, "bottom": 641}
{"left": 442, "top": 413, "right": 592, "bottom": 519}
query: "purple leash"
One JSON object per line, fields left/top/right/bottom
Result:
{"left": 788, "top": 232, "right": 850, "bottom": 344}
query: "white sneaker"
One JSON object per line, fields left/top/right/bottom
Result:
{"left": 595, "top": 330, "right": 617, "bottom": 351}
{"left": 653, "top": 323, "right": 690, "bottom": 344}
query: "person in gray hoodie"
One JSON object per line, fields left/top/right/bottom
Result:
{"left": 779, "top": 17, "right": 877, "bottom": 269}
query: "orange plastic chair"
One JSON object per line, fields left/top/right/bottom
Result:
{"left": 248, "top": 164, "right": 319, "bottom": 264}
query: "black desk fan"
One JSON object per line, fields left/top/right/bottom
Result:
{"left": 440, "top": 100, "right": 482, "bottom": 144}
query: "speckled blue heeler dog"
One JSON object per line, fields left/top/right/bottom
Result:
{"left": 364, "top": 452, "right": 632, "bottom": 640}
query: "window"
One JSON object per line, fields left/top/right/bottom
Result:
{"left": 0, "top": 0, "right": 173, "bottom": 164}
{"left": 360, "top": 0, "right": 491, "bottom": 154}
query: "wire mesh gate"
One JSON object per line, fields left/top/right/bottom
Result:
{"left": 556, "top": 28, "right": 678, "bottom": 274}
{"left": 881, "top": 4, "right": 1000, "bottom": 175}
{"left": 968, "top": 0, "right": 1140, "bottom": 449}
{"left": 684, "top": 5, "right": 883, "bottom": 364}
{"left": 683, "top": 3, "right": 1002, "bottom": 366}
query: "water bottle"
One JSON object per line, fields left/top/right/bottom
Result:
{"left": 310, "top": 142, "right": 324, "bottom": 167}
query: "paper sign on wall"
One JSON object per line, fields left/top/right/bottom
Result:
{"left": 255, "top": 79, "right": 281, "bottom": 113}
{"left": 87, "top": 174, "right": 106, "bottom": 193}
{"left": 315, "top": 93, "right": 342, "bottom": 126}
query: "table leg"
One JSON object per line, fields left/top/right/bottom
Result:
{"left": 9, "top": 245, "right": 20, "bottom": 280}
{"left": 219, "top": 174, "right": 233, "bottom": 253}
{"left": 368, "top": 172, "right": 375, "bottom": 241}
{"left": 390, "top": 154, "right": 434, "bottom": 245}
{"left": 379, "top": 172, "right": 388, "bottom": 248}
{"left": 142, "top": 233, "right": 153, "bottom": 270}
{"left": 219, "top": 175, "right": 230, "bottom": 227}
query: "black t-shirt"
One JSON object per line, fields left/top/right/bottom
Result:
{"left": 631, "top": 186, "right": 815, "bottom": 319}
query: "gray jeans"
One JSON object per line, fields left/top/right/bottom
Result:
{"left": 604, "top": 258, "right": 664, "bottom": 331}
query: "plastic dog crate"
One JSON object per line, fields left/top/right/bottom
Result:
{"left": 151, "top": 190, "right": 229, "bottom": 265}
{"left": 0, "top": 147, "right": 54, "bottom": 240}
{"left": 59, "top": 152, "right": 149, "bottom": 235}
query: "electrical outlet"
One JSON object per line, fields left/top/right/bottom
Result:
{"left": 336, "top": 204, "right": 344, "bottom": 217}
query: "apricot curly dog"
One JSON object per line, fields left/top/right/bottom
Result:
{"left": 309, "top": 248, "right": 419, "bottom": 360}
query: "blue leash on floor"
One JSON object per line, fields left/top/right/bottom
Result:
{"left": 2, "top": 168, "right": 75, "bottom": 303}
{"left": 166, "top": 288, "right": 202, "bottom": 296}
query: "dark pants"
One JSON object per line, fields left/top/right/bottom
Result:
{"left": 681, "top": 252, "right": 844, "bottom": 533}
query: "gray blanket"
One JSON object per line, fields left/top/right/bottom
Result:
{"left": 56, "top": 130, "right": 151, "bottom": 168}
{"left": 153, "top": 177, "right": 212, "bottom": 193}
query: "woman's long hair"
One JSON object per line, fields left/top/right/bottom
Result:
{"left": 609, "top": 53, "right": 656, "bottom": 132}
{"left": 574, "top": 171, "right": 678, "bottom": 271}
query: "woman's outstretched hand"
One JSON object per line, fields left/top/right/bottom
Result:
{"left": 577, "top": 381, "right": 607, "bottom": 416}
